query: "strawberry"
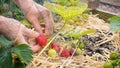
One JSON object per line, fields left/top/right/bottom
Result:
{"left": 69, "top": 49, "right": 76, "bottom": 56}
{"left": 76, "top": 48, "right": 82, "bottom": 55}
{"left": 36, "top": 34, "right": 47, "bottom": 46}
{"left": 60, "top": 49, "right": 70, "bottom": 58}
{"left": 48, "top": 49, "right": 57, "bottom": 58}
{"left": 51, "top": 42, "right": 61, "bottom": 52}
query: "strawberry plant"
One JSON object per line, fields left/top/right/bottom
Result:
{"left": 103, "top": 52, "right": 120, "bottom": 68}
{"left": 45, "top": 2, "right": 87, "bottom": 21}
{"left": 0, "top": 35, "right": 33, "bottom": 68}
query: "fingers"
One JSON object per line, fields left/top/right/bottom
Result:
{"left": 25, "top": 7, "right": 43, "bottom": 34}
{"left": 23, "top": 26, "right": 39, "bottom": 38}
{"left": 15, "top": 33, "right": 28, "bottom": 45}
{"left": 30, "top": 44, "right": 41, "bottom": 52}
{"left": 16, "top": 33, "right": 41, "bottom": 52}
{"left": 35, "top": 3, "right": 54, "bottom": 36}
{"left": 43, "top": 13, "right": 54, "bottom": 36}
{"left": 40, "top": 8, "right": 54, "bottom": 36}
{"left": 28, "top": 18, "right": 43, "bottom": 34}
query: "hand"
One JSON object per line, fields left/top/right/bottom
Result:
{"left": 13, "top": 0, "right": 54, "bottom": 37}
{"left": 0, "top": 16, "right": 41, "bottom": 52}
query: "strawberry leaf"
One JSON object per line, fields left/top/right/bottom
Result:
{"left": 69, "top": 29, "right": 95, "bottom": 38}
{"left": 0, "top": 35, "right": 15, "bottom": 48}
{"left": 109, "top": 16, "right": 120, "bottom": 23}
{"left": 45, "top": 2, "right": 87, "bottom": 20}
{"left": 11, "top": 44, "right": 33, "bottom": 64}
{"left": 0, "top": 47, "right": 13, "bottom": 68}
{"left": 109, "top": 16, "right": 120, "bottom": 31}
{"left": 118, "top": 62, "right": 120, "bottom": 68}
{"left": 21, "top": 19, "right": 32, "bottom": 27}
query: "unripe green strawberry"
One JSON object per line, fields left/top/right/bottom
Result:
{"left": 36, "top": 34, "right": 47, "bottom": 46}
{"left": 103, "top": 62, "right": 113, "bottom": 68}
{"left": 110, "top": 52, "right": 118, "bottom": 60}
{"left": 76, "top": 48, "right": 82, "bottom": 55}
{"left": 79, "top": 42, "right": 84, "bottom": 49}
{"left": 48, "top": 49, "right": 57, "bottom": 58}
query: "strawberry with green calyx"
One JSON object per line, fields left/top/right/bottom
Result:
{"left": 60, "top": 49, "right": 70, "bottom": 58}
{"left": 51, "top": 42, "right": 61, "bottom": 52}
{"left": 36, "top": 34, "right": 47, "bottom": 47}
{"left": 48, "top": 49, "right": 57, "bottom": 58}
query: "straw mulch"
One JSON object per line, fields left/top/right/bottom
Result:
{"left": 27, "top": 15, "right": 120, "bottom": 68}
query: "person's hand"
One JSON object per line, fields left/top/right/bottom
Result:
{"left": 0, "top": 16, "right": 41, "bottom": 52}
{"left": 13, "top": 0, "right": 54, "bottom": 37}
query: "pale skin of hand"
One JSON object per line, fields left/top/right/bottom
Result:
{"left": 0, "top": 16, "right": 41, "bottom": 52}
{"left": 0, "top": 0, "right": 54, "bottom": 52}
{"left": 13, "top": 0, "right": 54, "bottom": 37}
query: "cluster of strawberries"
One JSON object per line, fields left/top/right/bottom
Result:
{"left": 36, "top": 34, "right": 82, "bottom": 58}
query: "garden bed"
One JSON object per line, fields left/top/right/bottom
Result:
{"left": 27, "top": 15, "right": 120, "bottom": 68}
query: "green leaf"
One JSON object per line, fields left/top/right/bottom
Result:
{"left": 48, "top": 0, "right": 57, "bottom": 2}
{"left": 11, "top": 44, "right": 33, "bottom": 64}
{"left": 21, "top": 19, "right": 32, "bottom": 27}
{"left": 79, "top": 42, "right": 84, "bottom": 49}
{"left": 0, "top": 35, "right": 15, "bottom": 48}
{"left": 109, "top": 16, "right": 120, "bottom": 31}
{"left": 69, "top": 29, "right": 95, "bottom": 38}
{"left": 0, "top": 47, "right": 13, "bottom": 68}
{"left": 109, "top": 16, "right": 120, "bottom": 23}
{"left": 119, "top": 62, "right": 120, "bottom": 68}
{"left": 45, "top": 2, "right": 87, "bottom": 20}
{"left": 13, "top": 61, "right": 25, "bottom": 68}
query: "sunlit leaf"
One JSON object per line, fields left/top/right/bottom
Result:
{"left": 21, "top": 19, "right": 32, "bottom": 27}
{"left": 69, "top": 29, "right": 95, "bottom": 38}
{"left": 109, "top": 16, "right": 120, "bottom": 23}
{"left": 45, "top": 2, "right": 87, "bottom": 20}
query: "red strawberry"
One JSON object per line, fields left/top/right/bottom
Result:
{"left": 36, "top": 34, "right": 47, "bottom": 46}
{"left": 51, "top": 42, "right": 61, "bottom": 52}
{"left": 60, "top": 49, "right": 70, "bottom": 58}
{"left": 69, "top": 49, "right": 76, "bottom": 56}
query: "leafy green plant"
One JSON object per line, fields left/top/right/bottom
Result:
{"left": 45, "top": 2, "right": 87, "bottom": 21}
{"left": 103, "top": 52, "right": 120, "bottom": 68}
{"left": 69, "top": 29, "right": 95, "bottom": 38}
{"left": 109, "top": 16, "right": 120, "bottom": 31}
{"left": 0, "top": 0, "right": 24, "bottom": 20}
{"left": 0, "top": 35, "right": 33, "bottom": 68}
